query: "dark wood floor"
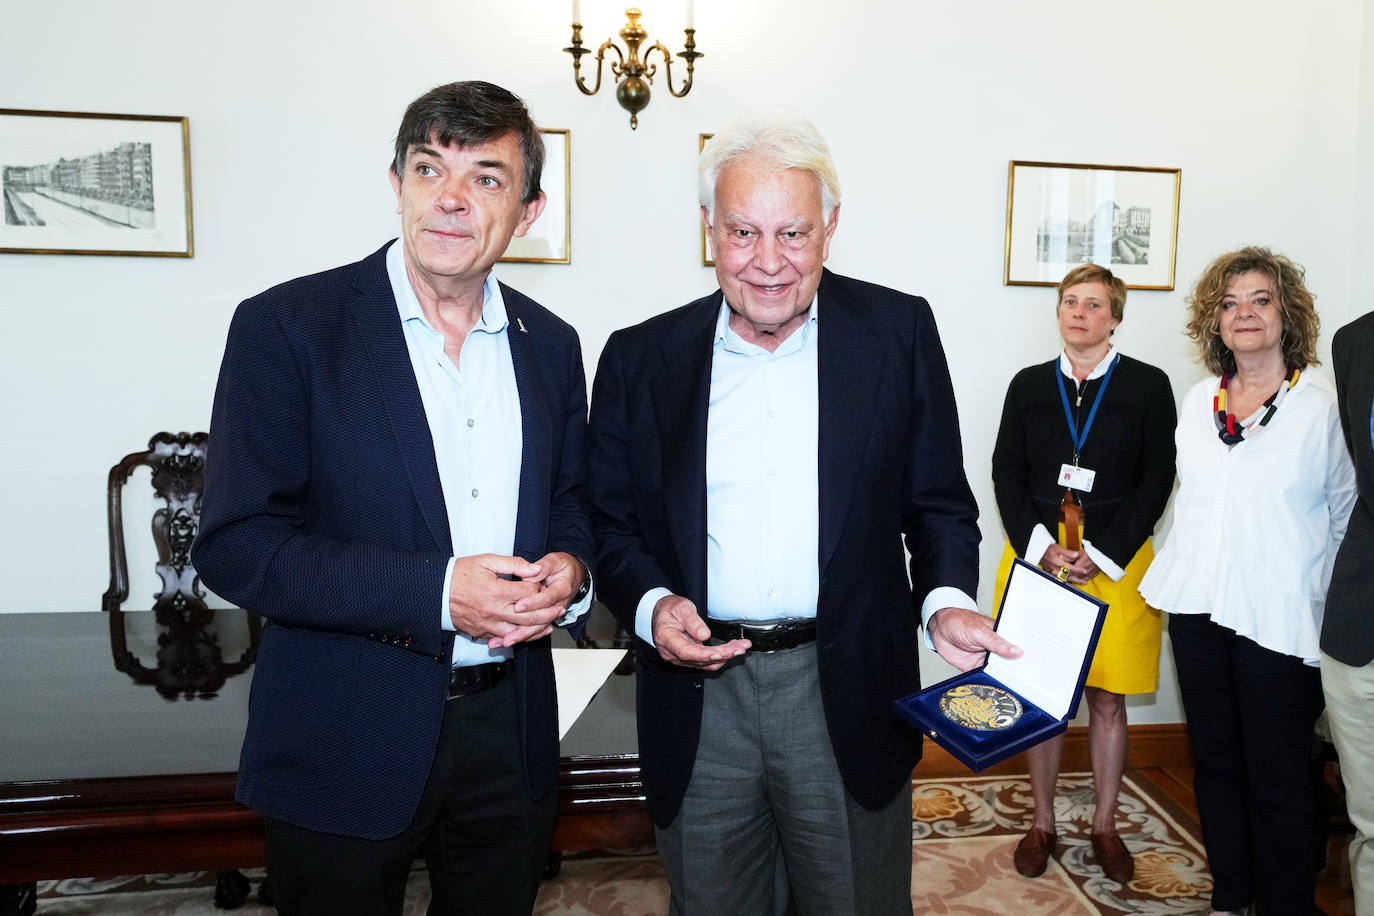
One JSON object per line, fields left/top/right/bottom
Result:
{"left": 1132, "top": 766, "right": 1355, "bottom": 916}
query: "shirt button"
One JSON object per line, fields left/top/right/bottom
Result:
{"left": 768, "top": 410, "right": 776, "bottom": 419}
{"left": 467, "top": 418, "right": 475, "bottom": 428}
{"left": 768, "top": 468, "right": 777, "bottom": 477}
{"left": 471, "top": 488, "right": 479, "bottom": 498}
{"left": 767, "top": 587, "right": 776, "bottom": 596}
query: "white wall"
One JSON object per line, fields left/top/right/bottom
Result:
{"left": 1355, "top": 0, "right": 1374, "bottom": 304}
{"left": 2, "top": 0, "right": 1367, "bottom": 723}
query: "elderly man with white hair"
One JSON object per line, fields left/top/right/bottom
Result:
{"left": 583, "top": 112, "right": 1018, "bottom": 915}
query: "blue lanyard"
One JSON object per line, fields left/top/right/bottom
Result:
{"left": 1056, "top": 354, "right": 1120, "bottom": 464}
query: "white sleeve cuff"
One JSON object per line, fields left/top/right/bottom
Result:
{"left": 635, "top": 587, "right": 673, "bottom": 647}
{"left": 556, "top": 569, "right": 596, "bottom": 628}
{"left": 1081, "top": 539, "right": 1125, "bottom": 582}
{"left": 1025, "top": 524, "right": 1055, "bottom": 567}
{"left": 920, "top": 586, "right": 979, "bottom": 650}
{"left": 440, "top": 557, "right": 458, "bottom": 632}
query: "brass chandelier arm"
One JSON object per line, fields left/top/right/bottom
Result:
{"left": 603, "top": 40, "right": 626, "bottom": 80}
{"left": 566, "top": 23, "right": 622, "bottom": 97}
{"left": 644, "top": 41, "right": 695, "bottom": 97}
{"left": 571, "top": 58, "right": 601, "bottom": 97}
{"left": 567, "top": 40, "right": 620, "bottom": 96}
{"left": 643, "top": 43, "right": 670, "bottom": 83}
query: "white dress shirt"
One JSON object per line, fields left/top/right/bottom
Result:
{"left": 1139, "top": 371, "right": 1356, "bottom": 664}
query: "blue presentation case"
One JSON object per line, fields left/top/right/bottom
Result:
{"left": 894, "top": 559, "right": 1108, "bottom": 772}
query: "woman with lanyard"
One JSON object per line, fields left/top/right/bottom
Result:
{"left": 1140, "top": 247, "right": 1355, "bottom": 916}
{"left": 992, "top": 264, "right": 1176, "bottom": 884}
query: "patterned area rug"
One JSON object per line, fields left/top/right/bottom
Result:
{"left": 907, "top": 772, "right": 1212, "bottom": 915}
{"left": 28, "top": 772, "right": 1214, "bottom": 914}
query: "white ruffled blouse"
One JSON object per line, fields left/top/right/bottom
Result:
{"left": 1139, "top": 371, "right": 1357, "bottom": 664}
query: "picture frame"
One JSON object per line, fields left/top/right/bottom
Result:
{"left": 1004, "top": 160, "right": 1181, "bottom": 290}
{"left": 699, "top": 132, "right": 713, "bottom": 267}
{"left": 0, "top": 108, "right": 193, "bottom": 257}
{"left": 500, "top": 127, "right": 570, "bottom": 264}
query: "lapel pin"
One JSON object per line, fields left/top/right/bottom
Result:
{"left": 516, "top": 317, "right": 527, "bottom": 334}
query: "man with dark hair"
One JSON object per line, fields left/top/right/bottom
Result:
{"left": 193, "top": 80, "right": 593, "bottom": 916}
{"left": 389, "top": 82, "right": 545, "bottom": 207}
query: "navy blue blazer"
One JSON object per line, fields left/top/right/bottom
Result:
{"left": 193, "top": 242, "right": 593, "bottom": 840}
{"left": 583, "top": 269, "right": 981, "bottom": 826}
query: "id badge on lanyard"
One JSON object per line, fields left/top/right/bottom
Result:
{"left": 1054, "top": 355, "right": 1119, "bottom": 494}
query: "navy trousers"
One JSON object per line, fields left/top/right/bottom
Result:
{"left": 263, "top": 676, "right": 557, "bottom": 915}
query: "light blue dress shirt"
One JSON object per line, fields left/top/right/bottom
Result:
{"left": 386, "top": 242, "right": 589, "bottom": 667}
{"left": 634, "top": 295, "right": 977, "bottom": 646}
{"left": 702, "top": 299, "right": 822, "bottom": 620}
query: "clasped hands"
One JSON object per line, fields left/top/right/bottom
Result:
{"left": 448, "top": 552, "right": 584, "bottom": 649}
{"left": 652, "top": 595, "right": 1021, "bottom": 674}
{"left": 1038, "top": 544, "right": 1100, "bottom": 585}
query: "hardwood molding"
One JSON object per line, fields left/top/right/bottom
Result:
{"left": 915, "top": 722, "right": 1194, "bottom": 778}
{"left": 0, "top": 727, "right": 1197, "bottom": 884}
{"left": 0, "top": 759, "right": 656, "bottom": 884}
{"left": 552, "top": 754, "right": 653, "bottom": 850}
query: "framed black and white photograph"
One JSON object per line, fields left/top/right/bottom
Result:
{"left": 0, "top": 109, "right": 193, "bottom": 257}
{"left": 500, "top": 128, "right": 570, "bottom": 264}
{"left": 1004, "top": 160, "right": 1181, "bottom": 290}
{"left": 699, "top": 132, "right": 713, "bottom": 267}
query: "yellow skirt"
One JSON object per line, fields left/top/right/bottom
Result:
{"left": 992, "top": 534, "right": 1163, "bottom": 695}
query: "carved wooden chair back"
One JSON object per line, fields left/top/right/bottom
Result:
{"left": 101, "top": 431, "right": 258, "bottom": 699}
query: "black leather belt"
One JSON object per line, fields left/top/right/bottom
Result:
{"left": 447, "top": 660, "right": 510, "bottom": 700}
{"left": 706, "top": 617, "right": 817, "bottom": 653}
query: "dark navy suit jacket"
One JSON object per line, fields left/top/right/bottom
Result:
{"left": 1323, "top": 311, "right": 1374, "bottom": 667}
{"left": 193, "top": 242, "right": 593, "bottom": 840}
{"left": 583, "top": 270, "right": 981, "bottom": 827}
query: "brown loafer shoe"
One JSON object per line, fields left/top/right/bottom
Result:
{"left": 1013, "top": 827, "right": 1058, "bottom": 877}
{"left": 1091, "top": 831, "right": 1134, "bottom": 883}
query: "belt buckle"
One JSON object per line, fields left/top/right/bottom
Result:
{"left": 707, "top": 617, "right": 812, "bottom": 654}
{"left": 447, "top": 661, "right": 506, "bottom": 700}
{"left": 743, "top": 618, "right": 802, "bottom": 654}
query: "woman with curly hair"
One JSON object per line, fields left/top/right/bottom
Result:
{"left": 1140, "top": 246, "right": 1356, "bottom": 916}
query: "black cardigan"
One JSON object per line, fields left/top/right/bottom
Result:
{"left": 991, "top": 354, "right": 1177, "bottom": 570}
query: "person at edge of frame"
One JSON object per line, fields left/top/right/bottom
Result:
{"left": 1320, "top": 306, "right": 1374, "bottom": 916}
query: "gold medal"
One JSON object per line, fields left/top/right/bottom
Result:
{"left": 939, "top": 684, "right": 1023, "bottom": 731}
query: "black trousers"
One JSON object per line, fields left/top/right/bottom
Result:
{"left": 263, "top": 676, "right": 558, "bottom": 916}
{"left": 1169, "top": 613, "right": 1323, "bottom": 915}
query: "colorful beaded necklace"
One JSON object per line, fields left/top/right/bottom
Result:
{"left": 1213, "top": 367, "right": 1300, "bottom": 445}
